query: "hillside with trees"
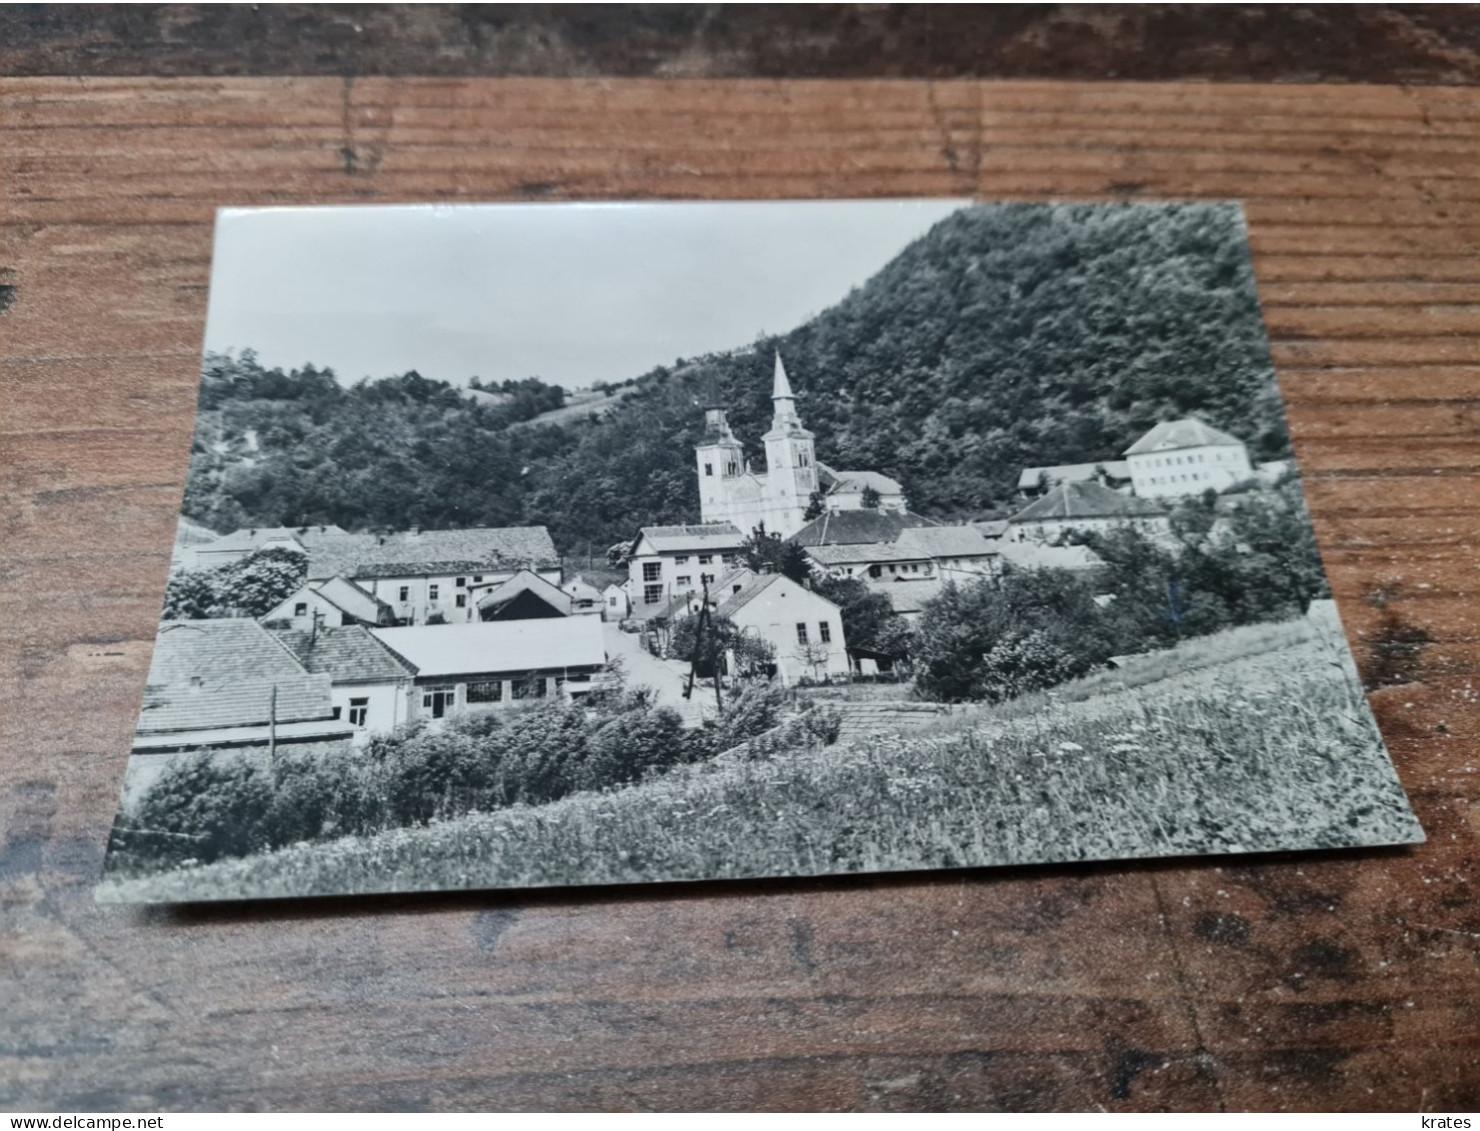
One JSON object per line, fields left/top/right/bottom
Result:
{"left": 183, "top": 203, "right": 1288, "bottom": 552}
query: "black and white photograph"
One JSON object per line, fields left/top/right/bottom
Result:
{"left": 96, "top": 198, "right": 1424, "bottom": 904}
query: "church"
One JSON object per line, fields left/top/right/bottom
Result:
{"left": 696, "top": 353, "right": 906, "bottom": 538}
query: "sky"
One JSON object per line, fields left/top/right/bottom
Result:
{"left": 202, "top": 199, "right": 969, "bottom": 390}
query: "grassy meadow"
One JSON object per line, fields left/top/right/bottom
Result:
{"left": 98, "top": 622, "right": 1424, "bottom": 903}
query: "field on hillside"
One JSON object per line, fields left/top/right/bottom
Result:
{"left": 99, "top": 626, "right": 1423, "bottom": 904}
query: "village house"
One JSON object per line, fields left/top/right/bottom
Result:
{"left": 370, "top": 618, "right": 608, "bottom": 718}
{"left": 818, "top": 466, "right": 908, "bottom": 513}
{"left": 189, "top": 524, "right": 352, "bottom": 572}
{"left": 260, "top": 575, "right": 394, "bottom": 631}
{"left": 627, "top": 522, "right": 748, "bottom": 617}
{"left": 273, "top": 625, "right": 416, "bottom": 745}
{"left": 714, "top": 571, "right": 850, "bottom": 684}
{"left": 1017, "top": 460, "right": 1132, "bottom": 498}
{"left": 561, "top": 575, "right": 605, "bottom": 615}
{"left": 893, "top": 525, "right": 1001, "bottom": 581}
{"left": 121, "top": 619, "right": 355, "bottom": 808}
{"left": 602, "top": 582, "right": 631, "bottom": 622}
{"left": 1123, "top": 418, "right": 1255, "bottom": 499}
{"left": 1007, "top": 480, "right": 1169, "bottom": 544}
{"left": 473, "top": 568, "right": 573, "bottom": 620}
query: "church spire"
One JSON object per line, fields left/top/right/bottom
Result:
{"left": 770, "top": 351, "right": 801, "bottom": 431}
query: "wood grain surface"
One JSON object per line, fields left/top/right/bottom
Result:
{"left": 3, "top": 76, "right": 1479, "bottom": 1112}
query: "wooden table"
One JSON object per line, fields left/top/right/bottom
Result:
{"left": 4, "top": 41, "right": 1480, "bottom": 1113}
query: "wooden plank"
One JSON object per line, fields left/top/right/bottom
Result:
{"left": 3, "top": 76, "right": 1480, "bottom": 1113}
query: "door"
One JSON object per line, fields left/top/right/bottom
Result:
{"left": 422, "top": 685, "right": 456, "bottom": 719}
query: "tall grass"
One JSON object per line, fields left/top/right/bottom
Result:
{"left": 100, "top": 631, "right": 1422, "bottom": 904}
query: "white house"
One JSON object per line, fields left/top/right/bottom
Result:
{"left": 261, "top": 575, "right": 394, "bottom": 631}
{"left": 1124, "top": 418, "right": 1254, "bottom": 499}
{"left": 474, "top": 569, "right": 573, "bottom": 621}
{"left": 273, "top": 625, "right": 416, "bottom": 744}
{"left": 714, "top": 572, "right": 849, "bottom": 684}
{"left": 562, "top": 575, "right": 605, "bottom": 616}
{"left": 602, "top": 582, "right": 631, "bottom": 621}
{"left": 818, "top": 466, "right": 907, "bottom": 513}
{"left": 893, "top": 525, "right": 1001, "bottom": 581}
{"left": 1008, "top": 481, "right": 1169, "bottom": 544}
{"left": 627, "top": 522, "right": 748, "bottom": 617}
{"left": 371, "top": 618, "right": 608, "bottom": 719}
{"left": 1017, "top": 460, "right": 1132, "bottom": 498}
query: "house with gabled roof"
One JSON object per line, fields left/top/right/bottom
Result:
{"left": 1017, "top": 460, "right": 1133, "bottom": 498}
{"left": 121, "top": 619, "right": 355, "bottom": 808}
{"left": 1123, "top": 417, "right": 1254, "bottom": 499}
{"left": 473, "top": 568, "right": 573, "bottom": 621}
{"left": 1008, "top": 480, "right": 1168, "bottom": 544}
{"left": 260, "top": 575, "right": 394, "bottom": 631}
{"left": 714, "top": 571, "right": 849, "bottom": 684}
{"left": 371, "top": 618, "right": 608, "bottom": 717}
{"left": 787, "top": 508, "right": 940, "bottom": 549}
{"left": 894, "top": 525, "right": 1000, "bottom": 580}
{"left": 627, "top": 522, "right": 747, "bottom": 618}
{"left": 273, "top": 624, "right": 416, "bottom": 743}
{"left": 191, "top": 524, "right": 352, "bottom": 571}
{"left": 818, "top": 465, "right": 907, "bottom": 514}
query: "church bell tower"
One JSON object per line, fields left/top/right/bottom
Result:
{"left": 695, "top": 393, "right": 747, "bottom": 527}
{"left": 761, "top": 352, "right": 817, "bottom": 536}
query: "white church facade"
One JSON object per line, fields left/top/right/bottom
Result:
{"left": 696, "top": 353, "right": 905, "bottom": 539}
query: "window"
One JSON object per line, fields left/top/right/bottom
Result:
{"left": 473, "top": 574, "right": 484, "bottom": 583}
{"left": 294, "top": 602, "right": 308, "bottom": 616}
{"left": 701, "top": 573, "right": 713, "bottom": 585}
{"left": 643, "top": 561, "right": 662, "bottom": 582}
{"left": 456, "top": 577, "right": 466, "bottom": 587}
{"left": 429, "top": 584, "right": 439, "bottom": 600}
{"left": 704, "top": 463, "right": 714, "bottom": 476}
{"left": 467, "top": 681, "right": 503, "bottom": 704}
{"left": 644, "top": 583, "right": 663, "bottom": 605}
{"left": 399, "top": 586, "right": 410, "bottom": 602}
{"left": 348, "top": 697, "right": 369, "bottom": 727}
{"left": 819, "top": 622, "right": 831, "bottom": 643}
{"left": 676, "top": 575, "right": 692, "bottom": 588}
{"left": 608, "top": 596, "right": 619, "bottom": 607}
{"left": 512, "top": 676, "right": 547, "bottom": 700}
{"left": 674, "top": 555, "right": 689, "bottom": 565}
{"left": 456, "top": 594, "right": 467, "bottom": 608}
{"left": 796, "top": 622, "right": 809, "bottom": 644}
{"left": 732, "top": 583, "right": 744, "bottom": 594}
{"left": 721, "top": 554, "right": 734, "bottom": 566}
{"left": 698, "top": 554, "right": 712, "bottom": 565}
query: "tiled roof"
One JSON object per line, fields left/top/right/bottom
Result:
{"left": 824, "top": 469, "right": 905, "bottom": 497}
{"left": 881, "top": 580, "right": 947, "bottom": 616}
{"left": 137, "top": 620, "right": 337, "bottom": 733}
{"left": 304, "top": 526, "right": 560, "bottom": 580}
{"left": 972, "top": 519, "right": 1011, "bottom": 539}
{"left": 1124, "top": 418, "right": 1245, "bottom": 456}
{"left": 634, "top": 523, "right": 747, "bottom": 554}
{"left": 1016, "top": 460, "right": 1131, "bottom": 490}
{"left": 372, "top": 618, "right": 607, "bottom": 678}
{"left": 788, "top": 509, "right": 941, "bottom": 547}
{"left": 803, "top": 541, "right": 926, "bottom": 566}
{"left": 997, "top": 540, "right": 1103, "bottom": 572}
{"left": 199, "top": 525, "right": 350, "bottom": 554}
{"left": 474, "top": 569, "right": 573, "bottom": 616}
{"left": 715, "top": 573, "right": 786, "bottom": 618}
{"left": 308, "top": 575, "right": 391, "bottom": 620}
{"left": 274, "top": 625, "right": 415, "bottom": 683}
{"left": 1011, "top": 481, "right": 1166, "bottom": 523}
{"left": 894, "top": 525, "right": 999, "bottom": 560}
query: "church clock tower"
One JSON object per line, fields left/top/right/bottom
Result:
{"left": 695, "top": 399, "right": 747, "bottom": 527}
{"left": 760, "top": 352, "right": 817, "bottom": 537}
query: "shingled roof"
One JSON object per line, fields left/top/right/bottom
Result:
{"left": 304, "top": 526, "right": 560, "bottom": 580}
{"left": 632, "top": 523, "right": 747, "bottom": 554}
{"left": 137, "top": 620, "right": 339, "bottom": 733}
{"left": 1124, "top": 418, "right": 1245, "bottom": 456}
{"left": 894, "top": 525, "right": 999, "bottom": 560}
{"left": 274, "top": 625, "right": 415, "bottom": 683}
{"left": 788, "top": 509, "right": 940, "bottom": 547}
{"left": 1010, "top": 481, "right": 1166, "bottom": 524}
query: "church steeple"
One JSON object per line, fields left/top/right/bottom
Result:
{"left": 769, "top": 352, "right": 802, "bottom": 434}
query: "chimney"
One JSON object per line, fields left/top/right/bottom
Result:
{"left": 409, "top": 524, "right": 420, "bottom": 536}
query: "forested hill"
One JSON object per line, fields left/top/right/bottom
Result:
{"left": 183, "top": 203, "right": 1289, "bottom": 553}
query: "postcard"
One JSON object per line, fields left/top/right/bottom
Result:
{"left": 97, "top": 199, "right": 1423, "bottom": 903}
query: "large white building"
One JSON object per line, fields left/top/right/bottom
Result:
{"left": 1123, "top": 418, "right": 1254, "bottom": 499}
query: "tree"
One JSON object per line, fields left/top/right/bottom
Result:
{"left": 160, "top": 547, "right": 308, "bottom": 620}
{"left": 742, "top": 530, "right": 813, "bottom": 584}
{"left": 669, "top": 613, "right": 775, "bottom": 679}
{"left": 803, "top": 490, "right": 826, "bottom": 521}
{"left": 860, "top": 484, "right": 882, "bottom": 509}
{"left": 812, "top": 575, "right": 905, "bottom": 656}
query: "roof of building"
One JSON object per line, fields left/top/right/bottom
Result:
{"left": 1016, "top": 460, "right": 1131, "bottom": 490}
{"left": 894, "top": 525, "right": 999, "bottom": 560}
{"left": 972, "top": 519, "right": 1011, "bottom": 539}
{"left": 633, "top": 523, "right": 747, "bottom": 554}
{"left": 274, "top": 625, "right": 415, "bottom": 683}
{"left": 307, "top": 575, "right": 392, "bottom": 620}
{"left": 802, "top": 541, "right": 928, "bottom": 566}
{"left": 881, "top": 580, "right": 947, "bottom": 617}
{"left": 304, "top": 526, "right": 560, "bottom": 580}
{"left": 371, "top": 618, "right": 607, "bottom": 678}
{"left": 712, "top": 571, "right": 838, "bottom": 620}
{"left": 475, "top": 568, "right": 573, "bottom": 617}
{"left": 822, "top": 469, "right": 906, "bottom": 498}
{"left": 997, "top": 540, "right": 1104, "bottom": 572}
{"left": 175, "top": 516, "right": 223, "bottom": 548}
{"left": 137, "top": 620, "right": 336, "bottom": 733}
{"left": 788, "top": 508, "right": 941, "bottom": 547}
{"left": 1124, "top": 418, "right": 1245, "bottom": 456}
{"left": 562, "top": 575, "right": 604, "bottom": 598}
{"left": 1010, "top": 481, "right": 1166, "bottom": 523}
{"left": 197, "top": 524, "right": 351, "bottom": 555}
